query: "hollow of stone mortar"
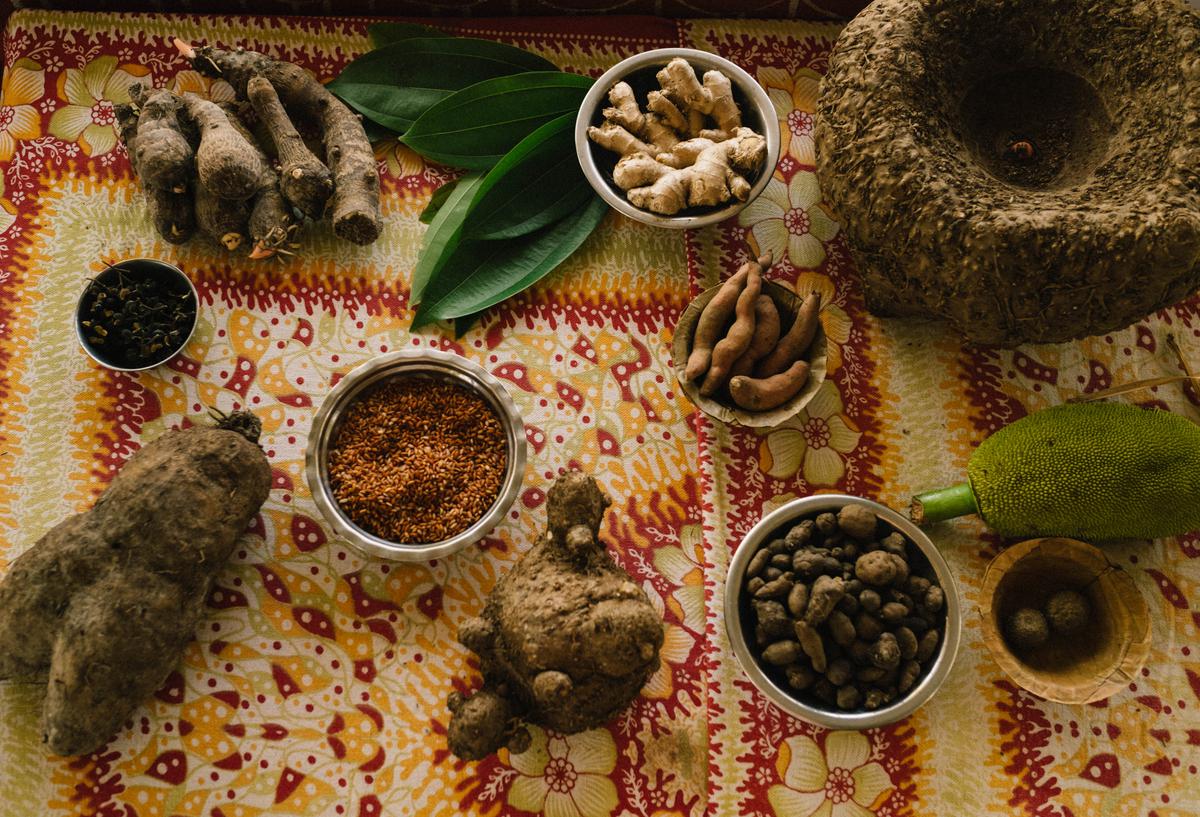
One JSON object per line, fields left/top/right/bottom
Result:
{"left": 958, "top": 67, "right": 1113, "bottom": 190}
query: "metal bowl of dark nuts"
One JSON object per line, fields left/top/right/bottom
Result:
{"left": 725, "top": 494, "right": 961, "bottom": 729}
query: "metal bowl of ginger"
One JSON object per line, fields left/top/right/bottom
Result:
{"left": 575, "top": 48, "right": 781, "bottom": 229}
{"left": 305, "top": 349, "right": 527, "bottom": 562}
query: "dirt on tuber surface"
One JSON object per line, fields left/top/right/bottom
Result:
{"left": 0, "top": 411, "right": 271, "bottom": 756}
{"left": 447, "top": 472, "right": 664, "bottom": 760}
{"left": 219, "top": 102, "right": 297, "bottom": 257}
{"left": 181, "top": 93, "right": 271, "bottom": 203}
{"left": 127, "top": 85, "right": 195, "bottom": 196}
{"left": 116, "top": 101, "right": 195, "bottom": 244}
{"left": 815, "top": 0, "right": 1200, "bottom": 345}
{"left": 246, "top": 75, "right": 334, "bottom": 220}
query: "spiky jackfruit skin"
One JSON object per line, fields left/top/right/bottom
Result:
{"left": 968, "top": 403, "right": 1200, "bottom": 540}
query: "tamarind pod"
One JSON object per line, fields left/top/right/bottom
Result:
{"left": 729, "top": 294, "right": 781, "bottom": 379}
{"left": 685, "top": 252, "right": 772, "bottom": 382}
{"left": 684, "top": 266, "right": 749, "bottom": 382}
{"left": 700, "top": 264, "right": 762, "bottom": 396}
{"left": 757, "top": 290, "right": 821, "bottom": 378}
{"left": 729, "top": 360, "right": 811, "bottom": 412}
{"left": 246, "top": 75, "right": 333, "bottom": 219}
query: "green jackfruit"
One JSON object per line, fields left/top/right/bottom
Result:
{"left": 912, "top": 402, "right": 1200, "bottom": 540}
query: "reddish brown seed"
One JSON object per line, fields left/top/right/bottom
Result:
{"left": 327, "top": 378, "right": 507, "bottom": 543}
{"left": 1004, "top": 139, "right": 1036, "bottom": 161}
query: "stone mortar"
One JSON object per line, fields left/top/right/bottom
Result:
{"left": 815, "top": 0, "right": 1200, "bottom": 346}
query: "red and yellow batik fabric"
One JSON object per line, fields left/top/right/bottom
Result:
{"left": 0, "top": 10, "right": 1198, "bottom": 817}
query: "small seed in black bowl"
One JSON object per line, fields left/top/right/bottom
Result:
{"left": 76, "top": 259, "right": 197, "bottom": 371}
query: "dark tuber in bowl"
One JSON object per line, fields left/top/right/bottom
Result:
{"left": 725, "top": 493, "right": 962, "bottom": 728}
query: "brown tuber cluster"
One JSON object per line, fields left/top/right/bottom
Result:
{"left": 0, "top": 411, "right": 271, "bottom": 756}
{"left": 588, "top": 58, "right": 766, "bottom": 216}
{"left": 743, "top": 505, "right": 947, "bottom": 712}
{"left": 447, "top": 472, "right": 664, "bottom": 760}
{"left": 115, "top": 41, "right": 381, "bottom": 259}
{"left": 684, "top": 253, "right": 821, "bottom": 411}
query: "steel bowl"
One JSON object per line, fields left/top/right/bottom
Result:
{"left": 575, "top": 47, "right": 781, "bottom": 230}
{"left": 305, "top": 349, "right": 527, "bottom": 562}
{"left": 725, "top": 494, "right": 962, "bottom": 729}
{"left": 75, "top": 258, "right": 198, "bottom": 372}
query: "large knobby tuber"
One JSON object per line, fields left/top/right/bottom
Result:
{"left": 0, "top": 412, "right": 271, "bottom": 755}
{"left": 447, "top": 472, "right": 664, "bottom": 760}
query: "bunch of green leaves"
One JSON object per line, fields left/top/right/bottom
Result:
{"left": 329, "top": 23, "right": 607, "bottom": 333}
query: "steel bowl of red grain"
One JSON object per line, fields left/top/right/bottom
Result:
{"left": 305, "top": 349, "right": 527, "bottom": 561}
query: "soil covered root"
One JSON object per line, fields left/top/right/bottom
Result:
{"left": 0, "top": 412, "right": 271, "bottom": 756}
{"left": 177, "top": 39, "right": 382, "bottom": 245}
{"left": 447, "top": 471, "right": 664, "bottom": 760}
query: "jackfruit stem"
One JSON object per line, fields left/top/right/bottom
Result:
{"left": 910, "top": 482, "right": 978, "bottom": 525}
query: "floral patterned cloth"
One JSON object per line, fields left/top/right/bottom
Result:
{"left": 1, "top": 10, "right": 1199, "bottom": 817}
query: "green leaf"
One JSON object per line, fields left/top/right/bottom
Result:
{"left": 411, "top": 195, "right": 608, "bottom": 328}
{"left": 461, "top": 113, "right": 593, "bottom": 240}
{"left": 327, "top": 38, "right": 557, "bottom": 134}
{"left": 367, "top": 22, "right": 448, "bottom": 49}
{"left": 453, "top": 313, "right": 482, "bottom": 337}
{"left": 402, "top": 72, "right": 594, "bottom": 170}
{"left": 420, "top": 178, "right": 459, "bottom": 224}
{"left": 410, "top": 173, "right": 485, "bottom": 304}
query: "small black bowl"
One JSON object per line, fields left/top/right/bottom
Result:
{"left": 75, "top": 259, "right": 198, "bottom": 371}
